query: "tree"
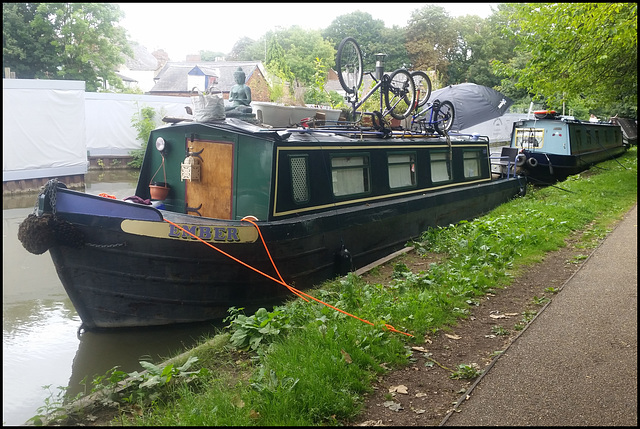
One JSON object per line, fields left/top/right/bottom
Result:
{"left": 199, "top": 50, "right": 226, "bottom": 61}
{"left": 265, "top": 34, "right": 294, "bottom": 85}
{"left": 444, "top": 14, "right": 517, "bottom": 88}
{"left": 265, "top": 27, "right": 335, "bottom": 87}
{"left": 227, "top": 36, "right": 264, "bottom": 61}
{"left": 323, "top": 12, "right": 409, "bottom": 72}
{"left": 3, "top": 3, "right": 58, "bottom": 78}
{"left": 3, "top": 3, "right": 131, "bottom": 91}
{"left": 495, "top": 3, "right": 637, "bottom": 116}
{"left": 405, "top": 5, "right": 458, "bottom": 84}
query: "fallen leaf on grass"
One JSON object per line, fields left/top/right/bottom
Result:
{"left": 358, "top": 420, "right": 383, "bottom": 426}
{"left": 389, "top": 384, "right": 408, "bottom": 394}
{"left": 341, "top": 349, "right": 352, "bottom": 364}
{"left": 411, "top": 346, "right": 429, "bottom": 352}
{"left": 490, "top": 314, "right": 507, "bottom": 319}
{"left": 383, "top": 401, "right": 403, "bottom": 411}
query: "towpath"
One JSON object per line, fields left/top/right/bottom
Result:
{"left": 442, "top": 204, "right": 637, "bottom": 426}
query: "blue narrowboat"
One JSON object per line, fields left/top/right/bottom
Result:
{"left": 511, "top": 111, "right": 627, "bottom": 183}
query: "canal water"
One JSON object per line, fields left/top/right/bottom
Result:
{"left": 3, "top": 170, "right": 221, "bottom": 426}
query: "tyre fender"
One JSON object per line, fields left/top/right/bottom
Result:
{"left": 515, "top": 153, "right": 527, "bottom": 167}
{"left": 527, "top": 156, "right": 538, "bottom": 168}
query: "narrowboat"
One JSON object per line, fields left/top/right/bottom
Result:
{"left": 511, "top": 111, "right": 627, "bottom": 183}
{"left": 19, "top": 118, "right": 526, "bottom": 330}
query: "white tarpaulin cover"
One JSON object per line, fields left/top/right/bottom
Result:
{"left": 84, "top": 93, "right": 191, "bottom": 156}
{"left": 3, "top": 79, "right": 192, "bottom": 182}
{"left": 3, "top": 79, "right": 87, "bottom": 181}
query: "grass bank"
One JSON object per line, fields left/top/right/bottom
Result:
{"left": 35, "top": 147, "right": 637, "bottom": 426}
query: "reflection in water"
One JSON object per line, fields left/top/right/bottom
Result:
{"left": 3, "top": 300, "right": 80, "bottom": 426}
{"left": 67, "top": 322, "right": 222, "bottom": 398}
{"left": 2, "top": 173, "right": 221, "bottom": 425}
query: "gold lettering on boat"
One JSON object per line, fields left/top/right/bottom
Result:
{"left": 120, "top": 220, "right": 258, "bottom": 243}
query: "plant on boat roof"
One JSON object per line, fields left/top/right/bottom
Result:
{"left": 128, "top": 105, "right": 157, "bottom": 169}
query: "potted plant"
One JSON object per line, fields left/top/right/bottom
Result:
{"left": 149, "top": 181, "right": 170, "bottom": 200}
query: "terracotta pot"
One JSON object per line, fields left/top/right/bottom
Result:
{"left": 149, "top": 183, "right": 170, "bottom": 200}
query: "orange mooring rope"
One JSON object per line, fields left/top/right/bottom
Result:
{"left": 162, "top": 217, "right": 413, "bottom": 337}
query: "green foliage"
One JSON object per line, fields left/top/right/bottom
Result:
{"left": 303, "top": 57, "right": 331, "bottom": 105}
{"left": 124, "top": 356, "right": 208, "bottom": 404}
{"left": 2, "top": 3, "right": 58, "bottom": 79}
{"left": 128, "top": 105, "right": 156, "bottom": 169}
{"left": 491, "top": 325, "right": 510, "bottom": 336}
{"left": 494, "top": 3, "right": 637, "bottom": 116}
{"left": 405, "top": 5, "right": 458, "bottom": 82}
{"left": 35, "top": 148, "right": 637, "bottom": 426}
{"left": 450, "top": 363, "right": 483, "bottom": 379}
{"left": 3, "top": 3, "right": 132, "bottom": 91}
{"left": 227, "top": 36, "right": 265, "bottom": 61}
{"left": 224, "top": 307, "right": 293, "bottom": 351}
{"left": 199, "top": 49, "right": 225, "bottom": 61}
{"left": 27, "top": 385, "right": 70, "bottom": 426}
{"left": 446, "top": 13, "right": 518, "bottom": 87}
{"left": 323, "top": 11, "right": 409, "bottom": 72}
{"left": 265, "top": 27, "right": 335, "bottom": 87}
{"left": 265, "top": 35, "right": 295, "bottom": 93}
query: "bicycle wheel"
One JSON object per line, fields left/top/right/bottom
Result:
{"left": 336, "top": 37, "right": 363, "bottom": 95}
{"left": 434, "top": 100, "right": 455, "bottom": 135}
{"left": 385, "top": 69, "right": 416, "bottom": 120}
{"left": 410, "top": 71, "right": 432, "bottom": 108}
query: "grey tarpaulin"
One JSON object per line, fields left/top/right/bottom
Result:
{"left": 427, "top": 83, "right": 513, "bottom": 131}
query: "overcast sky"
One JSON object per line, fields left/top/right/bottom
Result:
{"left": 117, "top": 3, "right": 499, "bottom": 61}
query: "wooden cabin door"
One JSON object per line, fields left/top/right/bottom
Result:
{"left": 185, "top": 140, "right": 234, "bottom": 219}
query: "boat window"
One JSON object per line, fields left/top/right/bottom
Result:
{"left": 290, "top": 155, "right": 309, "bottom": 203}
{"left": 331, "top": 155, "right": 370, "bottom": 196}
{"left": 514, "top": 128, "right": 544, "bottom": 148}
{"left": 388, "top": 153, "right": 416, "bottom": 189}
{"left": 463, "top": 150, "right": 482, "bottom": 179}
{"left": 431, "top": 151, "right": 451, "bottom": 183}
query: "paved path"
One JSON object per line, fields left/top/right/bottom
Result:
{"left": 442, "top": 204, "right": 637, "bottom": 426}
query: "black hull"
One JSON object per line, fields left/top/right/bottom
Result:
{"left": 48, "top": 178, "right": 524, "bottom": 329}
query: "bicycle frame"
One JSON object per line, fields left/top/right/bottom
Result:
{"left": 411, "top": 102, "right": 440, "bottom": 130}
{"left": 410, "top": 99, "right": 453, "bottom": 134}
{"left": 345, "top": 72, "right": 388, "bottom": 119}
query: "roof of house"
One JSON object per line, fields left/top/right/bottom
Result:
{"left": 150, "top": 61, "right": 266, "bottom": 93}
{"left": 325, "top": 72, "right": 375, "bottom": 95}
{"left": 123, "top": 42, "right": 160, "bottom": 71}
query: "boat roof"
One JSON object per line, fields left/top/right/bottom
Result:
{"left": 163, "top": 118, "right": 490, "bottom": 145}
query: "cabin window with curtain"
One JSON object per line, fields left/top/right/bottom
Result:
{"left": 388, "top": 153, "right": 416, "bottom": 189}
{"left": 290, "top": 155, "right": 310, "bottom": 203}
{"left": 331, "top": 155, "right": 370, "bottom": 196}
{"left": 463, "top": 150, "right": 482, "bottom": 178}
{"left": 430, "top": 151, "right": 451, "bottom": 183}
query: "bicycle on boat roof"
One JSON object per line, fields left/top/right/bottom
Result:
{"left": 407, "top": 70, "right": 455, "bottom": 135}
{"left": 335, "top": 37, "right": 455, "bottom": 136}
{"left": 336, "top": 37, "right": 416, "bottom": 129}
